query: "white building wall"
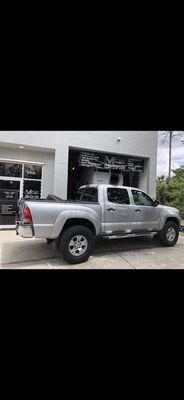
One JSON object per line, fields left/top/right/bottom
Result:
{"left": 0, "top": 131, "right": 158, "bottom": 198}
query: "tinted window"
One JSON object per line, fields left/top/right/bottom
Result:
{"left": 0, "top": 163, "right": 4, "bottom": 175}
{"left": 0, "top": 162, "right": 22, "bottom": 177}
{"left": 82, "top": 188, "right": 98, "bottom": 202}
{"left": 77, "top": 187, "right": 98, "bottom": 202}
{"left": 0, "top": 189, "right": 19, "bottom": 200}
{"left": 23, "top": 180, "right": 41, "bottom": 199}
{"left": 107, "top": 188, "right": 130, "bottom": 205}
{"left": 0, "top": 180, "right": 20, "bottom": 190}
{"left": 24, "top": 164, "right": 42, "bottom": 180}
{"left": 76, "top": 188, "right": 85, "bottom": 200}
{"left": 132, "top": 190, "right": 154, "bottom": 206}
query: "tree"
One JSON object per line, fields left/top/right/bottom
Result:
{"left": 156, "top": 165, "right": 184, "bottom": 218}
{"left": 160, "top": 131, "right": 184, "bottom": 179}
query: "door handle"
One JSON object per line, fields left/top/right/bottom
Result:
{"left": 135, "top": 209, "right": 142, "bottom": 212}
{"left": 107, "top": 207, "right": 116, "bottom": 211}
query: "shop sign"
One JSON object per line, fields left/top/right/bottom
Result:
{"left": 1, "top": 204, "right": 16, "bottom": 215}
{"left": 0, "top": 189, "right": 19, "bottom": 200}
{"left": 24, "top": 189, "right": 40, "bottom": 199}
{"left": 79, "top": 152, "right": 144, "bottom": 172}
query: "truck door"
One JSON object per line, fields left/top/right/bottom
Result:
{"left": 104, "top": 187, "right": 134, "bottom": 234}
{"left": 131, "top": 189, "right": 161, "bottom": 232}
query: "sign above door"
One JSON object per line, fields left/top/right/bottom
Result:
{"left": 79, "top": 151, "right": 144, "bottom": 172}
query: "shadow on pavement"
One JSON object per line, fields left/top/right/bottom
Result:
{"left": 0, "top": 235, "right": 162, "bottom": 266}
{"left": 0, "top": 238, "right": 59, "bottom": 266}
{"left": 94, "top": 236, "right": 161, "bottom": 254}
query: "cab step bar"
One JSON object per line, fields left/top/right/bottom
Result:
{"left": 102, "top": 232, "right": 156, "bottom": 240}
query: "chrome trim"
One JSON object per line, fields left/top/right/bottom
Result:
{"left": 16, "top": 221, "right": 33, "bottom": 238}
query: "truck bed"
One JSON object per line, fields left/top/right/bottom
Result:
{"left": 17, "top": 196, "right": 101, "bottom": 239}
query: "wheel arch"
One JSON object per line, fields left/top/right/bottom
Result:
{"left": 160, "top": 214, "right": 180, "bottom": 230}
{"left": 165, "top": 217, "right": 180, "bottom": 227}
{"left": 60, "top": 218, "right": 96, "bottom": 236}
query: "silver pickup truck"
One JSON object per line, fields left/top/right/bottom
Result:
{"left": 16, "top": 184, "right": 181, "bottom": 264}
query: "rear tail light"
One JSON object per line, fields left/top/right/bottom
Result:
{"left": 23, "top": 205, "right": 32, "bottom": 224}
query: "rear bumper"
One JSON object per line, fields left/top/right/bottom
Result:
{"left": 16, "top": 221, "right": 33, "bottom": 238}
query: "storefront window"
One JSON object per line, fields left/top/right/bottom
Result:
{"left": 0, "top": 162, "right": 22, "bottom": 177}
{"left": 24, "top": 164, "right": 42, "bottom": 180}
{"left": 0, "top": 180, "right": 20, "bottom": 199}
{"left": 0, "top": 161, "right": 43, "bottom": 225}
{"left": 23, "top": 180, "right": 41, "bottom": 199}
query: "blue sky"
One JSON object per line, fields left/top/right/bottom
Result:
{"left": 157, "top": 131, "right": 184, "bottom": 177}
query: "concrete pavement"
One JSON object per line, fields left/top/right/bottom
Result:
{"left": 0, "top": 230, "right": 184, "bottom": 269}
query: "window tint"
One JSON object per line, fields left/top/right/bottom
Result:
{"left": 0, "top": 189, "right": 19, "bottom": 200}
{"left": 0, "top": 163, "right": 4, "bottom": 176}
{"left": 23, "top": 180, "right": 41, "bottom": 199}
{"left": 0, "top": 180, "right": 20, "bottom": 190}
{"left": 76, "top": 187, "right": 98, "bottom": 202}
{"left": 132, "top": 190, "right": 154, "bottom": 206}
{"left": 0, "top": 162, "right": 22, "bottom": 177}
{"left": 76, "top": 188, "right": 85, "bottom": 200}
{"left": 24, "top": 164, "right": 42, "bottom": 180}
{"left": 0, "top": 180, "right": 20, "bottom": 200}
{"left": 82, "top": 188, "right": 98, "bottom": 202}
{"left": 107, "top": 188, "right": 130, "bottom": 205}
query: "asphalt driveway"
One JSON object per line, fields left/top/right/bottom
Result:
{"left": 0, "top": 230, "right": 184, "bottom": 269}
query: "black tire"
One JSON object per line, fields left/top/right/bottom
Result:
{"left": 58, "top": 225, "right": 95, "bottom": 264}
{"left": 159, "top": 221, "right": 179, "bottom": 247}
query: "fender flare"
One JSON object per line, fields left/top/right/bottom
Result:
{"left": 159, "top": 212, "right": 180, "bottom": 231}
{"left": 50, "top": 209, "right": 100, "bottom": 239}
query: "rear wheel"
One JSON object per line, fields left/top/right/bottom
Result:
{"left": 58, "top": 225, "right": 95, "bottom": 264}
{"left": 159, "top": 221, "right": 179, "bottom": 247}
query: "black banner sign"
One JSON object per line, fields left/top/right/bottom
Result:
{"left": 0, "top": 189, "right": 19, "bottom": 200}
{"left": 1, "top": 204, "right": 16, "bottom": 215}
{"left": 79, "top": 152, "right": 144, "bottom": 172}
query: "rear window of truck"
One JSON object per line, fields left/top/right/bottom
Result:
{"left": 76, "top": 187, "right": 98, "bottom": 202}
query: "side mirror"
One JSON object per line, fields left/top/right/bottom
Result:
{"left": 154, "top": 199, "right": 159, "bottom": 206}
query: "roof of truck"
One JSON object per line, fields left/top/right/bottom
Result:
{"left": 79, "top": 184, "right": 141, "bottom": 191}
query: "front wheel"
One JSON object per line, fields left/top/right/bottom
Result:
{"left": 58, "top": 225, "right": 95, "bottom": 264}
{"left": 159, "top": 221, "right": 179, "bottom": 247}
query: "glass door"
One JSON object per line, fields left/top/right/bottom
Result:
{"left": 0, "top": 179, "right": 21, "bottom": 226}
{"left": 0, "top": 160, "right": 43, "bottom": 226}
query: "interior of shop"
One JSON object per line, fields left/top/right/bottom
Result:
{"left": 67, "top": 149, "right": 141, "bottom": 200}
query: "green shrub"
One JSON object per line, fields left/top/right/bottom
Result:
{"left": 157, "top": 166, "right": 184, "bottom": 218}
